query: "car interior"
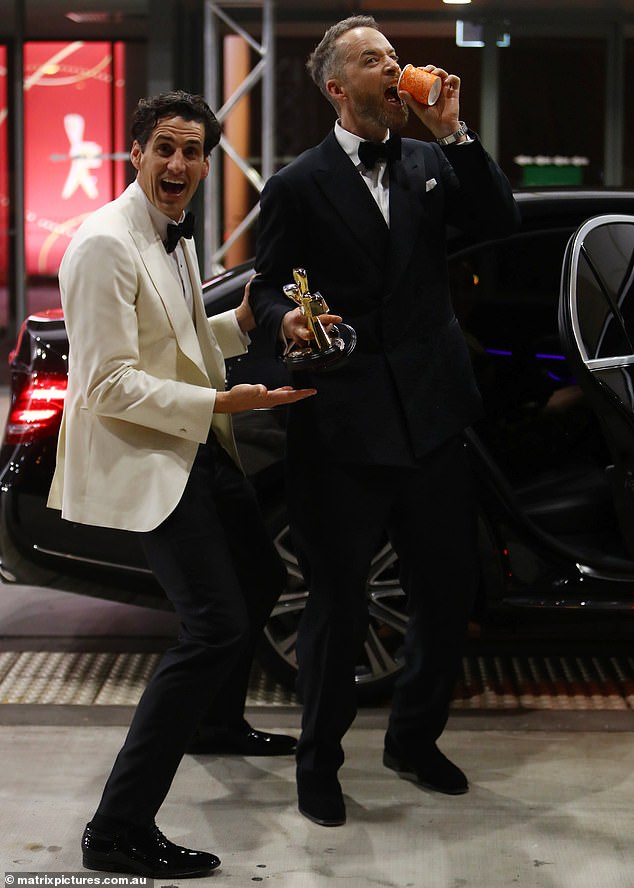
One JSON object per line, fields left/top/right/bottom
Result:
{"left": 448, "top": 217, "right": 634, "bottom": 608}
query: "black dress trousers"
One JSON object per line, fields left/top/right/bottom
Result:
{"left": 290, "top": 435, "right": 478, "bottom": 777}
{"left": 93, "top": 433, "right": 284, "bottom": 828}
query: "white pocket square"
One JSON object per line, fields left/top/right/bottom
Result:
{"left": 425, "top": 178, "right": 437, "bottom": 192}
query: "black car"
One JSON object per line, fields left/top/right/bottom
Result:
{"left": 3, "top": 189, "right": 634, "bottom": 702}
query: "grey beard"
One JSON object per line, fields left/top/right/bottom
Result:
{"left": 358, "top": 100, "right": 409, "bottom": 132}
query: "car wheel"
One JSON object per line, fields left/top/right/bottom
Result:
{"left": 258, "top": 510, "right": 408, "bottom": 704}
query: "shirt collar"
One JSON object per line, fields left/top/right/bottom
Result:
{"left": 334, "top": 120, "right": 392, "bottom": 168}
{"left": 131, "top": 178, "right": 185, "bottom": 243}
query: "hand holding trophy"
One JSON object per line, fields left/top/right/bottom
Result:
{"left": 282, "top": 268, "right": 356, "bottom": 371}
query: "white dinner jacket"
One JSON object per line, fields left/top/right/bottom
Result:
{"left": 47, "top": 182, "right": 247, "bottom": 532}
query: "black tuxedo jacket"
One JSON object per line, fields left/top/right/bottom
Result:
{"left": 251, "top": 130, "right": 520, "bottom": 466}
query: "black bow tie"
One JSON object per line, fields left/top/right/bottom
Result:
{"left": 165, "top": 212, "right": 195, "bottom": 253}
{"left": 358, "top": 136, "right": 402, "bottom": 169}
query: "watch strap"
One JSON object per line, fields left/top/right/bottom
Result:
{"left": 436, "top": 121, "right": 469, "bottom": 146}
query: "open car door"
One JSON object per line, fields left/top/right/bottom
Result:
{"left": 559, "top": 214, "right": 634, "bottom": 559}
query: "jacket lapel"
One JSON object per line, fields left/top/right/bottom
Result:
{"left": 312, "top": 132, "right": 389, "bottom": 272}
{"left": 122, "top": 186, "right": 208, "bottom": 379}
{"left": 387, "top": 140, "right": 426, "bottom": 296}
{"left": 182, "top": 239, "right": 228, "bottom": 389}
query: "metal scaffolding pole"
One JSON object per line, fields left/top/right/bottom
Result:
{"left": 604, "top": 21, "right": 624, "bottom": 186}
{"left": 203, "top": 0, "right": 275, "bottom": 276}
{"left": 480, "top": 24, "right": 500, "bottom": 163}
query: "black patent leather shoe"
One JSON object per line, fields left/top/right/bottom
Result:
{"left": 187, "top": 722, "right": 297, "bottom": 756}
{"left": 297, "top": 772, "right": 346, "bottom": 827}
{"left": 383, "top": 742, "right": 469, "bottom": 795}
{"left": 81, "top": 822, "right": 220, "bottom": 878}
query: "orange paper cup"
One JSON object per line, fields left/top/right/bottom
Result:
{"left": 397, "top": 65, "right": 441, "bottom": 106}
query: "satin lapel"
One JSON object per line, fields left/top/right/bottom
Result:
{"left": 312, "top": 133, "right": 389, "bottom": 271}
{"left": 182, "top": 238, "right": 228, "bottom": 388}
{"left": 124, "top": 193, "right": 208, "bottom": 378}
{"left": 387, "top": 141, "right": 425, "bottom": 296}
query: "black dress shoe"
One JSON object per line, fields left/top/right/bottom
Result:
{"left": 383, "top": 742, "right": 468, "bottom": 795}
{"left": 81, "top": 822, "right": 220, "bottom": 878}
{"left": 297, "top": 772, "right": 346, "bottom": 827}
{"left": 187, "top": 722, "right": 297, "bottom": 756}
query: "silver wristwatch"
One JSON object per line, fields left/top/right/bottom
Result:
{"left": 436, "top": 121, "right": 469, "bottom": 146}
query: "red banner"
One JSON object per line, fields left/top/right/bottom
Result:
{"left": 0, "top": 46, "right": 7, "bottom": 287}
{"left": 24, "top": 41, "right": 126, "bottom": 277}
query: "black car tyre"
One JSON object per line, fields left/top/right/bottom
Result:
{"left": 258, "top": 505, "right": 408, "bottom": 705}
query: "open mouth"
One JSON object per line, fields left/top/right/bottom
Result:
{"left": 385, "top": 85, "right": 401, "bottom": 105}
{"left": 161, "top": 180, "right": 186, "bottom": 195}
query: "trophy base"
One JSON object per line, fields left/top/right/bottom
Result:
{"left": 283, "top": 323, "right": 356, "bottom": 372}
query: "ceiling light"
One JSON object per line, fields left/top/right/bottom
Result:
{"left": 66, "top": 11, "right": 126, "bottom": 24}
{"left": 456, "top": 20, "right": 511, "bottom": 47}
{"left": 443, "top": 1, "right": 472, "bottom": 5}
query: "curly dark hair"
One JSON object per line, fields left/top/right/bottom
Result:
{"left": 306, "top": 15, "right": 380, "bottom": 106}
{"left": 131, "top": 90, "right": 221, "bottom": 156}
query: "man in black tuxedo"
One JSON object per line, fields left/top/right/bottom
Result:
{"left": 250, "top": 16, "right": 520, "bottom": 826}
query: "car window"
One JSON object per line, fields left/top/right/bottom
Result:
{"left": 573, "top": 221, "right": 634, "bottom": 361}
{"left": 450, "top": 227, "right": 609, "bottom": 488}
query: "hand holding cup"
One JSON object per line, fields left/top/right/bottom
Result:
{"left": 397, "top": 65, "right": 442, "bottom": 106}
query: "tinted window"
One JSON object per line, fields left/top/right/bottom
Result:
{"left": 451, "top": 226, "right": 607, "bottom": 486}
{"left": 574, "top": 222, "right": 634, "bottom": 361}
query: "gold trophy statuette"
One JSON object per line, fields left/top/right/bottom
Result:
{"left": 282, "top": 268, "right": 356, "bottom": 372}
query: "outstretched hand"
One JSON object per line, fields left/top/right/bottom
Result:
{"left": 214, "top": 383, "right": 316, "bottom": 414}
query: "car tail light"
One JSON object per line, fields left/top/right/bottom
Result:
{"left": 4, "top": 372, "right": 68, "bottom": 444}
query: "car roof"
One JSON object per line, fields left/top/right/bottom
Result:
{"left": 513, "top": 188, "right": 634, "bottom": 220}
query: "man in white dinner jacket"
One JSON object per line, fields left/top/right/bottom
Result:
{"left": 48, "top": 90, "right": 316, "bottom": 879}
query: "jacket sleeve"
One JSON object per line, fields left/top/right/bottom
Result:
{"left": 435, "top": 134, "right": 520, "bottom": 237}
{"left": 250, "top": 173, "right": 305, "bottom": 346}
{"left": 207, "top": 309, "right": 249, "bottom": 359}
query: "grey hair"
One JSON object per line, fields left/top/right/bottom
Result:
{"left": 306, "top": 15, "right": 380, "bottom": 107}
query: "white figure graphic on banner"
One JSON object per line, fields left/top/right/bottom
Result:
{"left": 61, "top": 113, "right": 102, "bottom": 200}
